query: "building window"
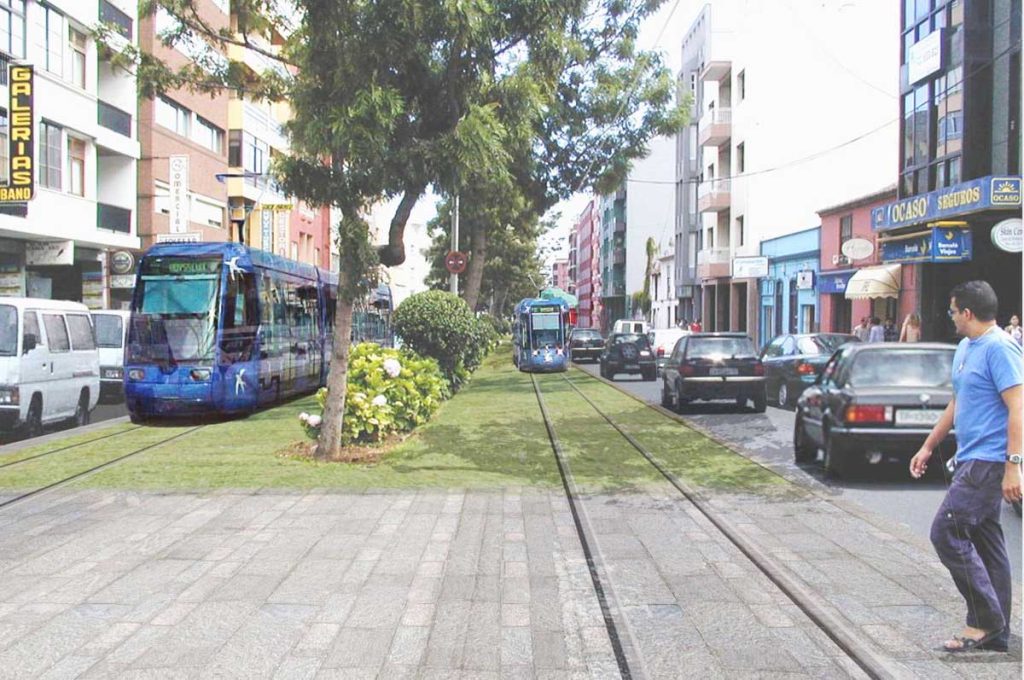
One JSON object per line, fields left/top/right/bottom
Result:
{"left": 0, "top": 0, "right": 26, "bottom": 59}
{"left": 228, "top": 129, "right": 242, "bottom": 166}
{"left": 0, "top": 109, "right": 7, "bottom": 184}
{"left": 39, "top": 122, "right": 62, "bottom": 190}
{"left": 99, "top": 0, "right": 132, "bottom": 40}
{"left": 736, "top": 215, "right": 744, "bottom": 247}
{"left": 68, "top": 137, "right": 85, "bottom": 196}
{"left": 839, "top": 214, "right": 853, "bottom": 250}
{"left": 736, "top": 70, "right": 745, "bottom": 101}
{"left": 193, "top": 196, "right": 225, "bottom": 228}
{"left": 43, "top": 5, "right": 63, "bottom": 76}
{"left": 244, "top": 133, "right": 268, "bottom": 177}
{"left": 155, "top": 97, "right": 190, "bottom": 137}
{"left": 736, "top": 142, "right": 745, "bottom": 173}
{"left": 193, "top": 116, "right": 224, "bottom": 154}
{"left": 69, "top": 27, "right": 86, "bottom": 88}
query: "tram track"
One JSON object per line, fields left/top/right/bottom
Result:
{"left": 0, "top": 425, "right": 143, "bottom": 470}
{"left": 0, "top": 425, "right": 205, "bottom": 511}
{"left": 531, "top": 371, "right": 899, "bottom": 680}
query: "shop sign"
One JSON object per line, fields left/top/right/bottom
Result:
{"left": 731, "top": 256, "right": 768, "bottom": 279}
{"left": 110, "top": 274, "right": 135, "bottom": 289}
{"left": 872, "top": 175, "right": 1022, "bottom": 231}
{"left": 818, "top": 271, "right": 853, "bottom": 294}
{"left": 840, "top": 237, "right": 874, "bottom": 260}
{"left": 110, "top": 250, "right": 135, "bottom": 275}
{"left": 0, "top": 65, "right": 34, "bottom": 203}
{"left": 82, "top": 270, "right": 104, "bottom": 309}
{"left": 990, "top": 217, "right": 1022, "bottom": 253}
{"left": 168, "top": 155, "right": 189, "bottom": 233}
{"left": 261, "top": 209, "right": 273, "bottom": 249}
{"left": 796, "top": 270, "right": 815, "bottom": 290}
{"left": 26, "top": 240, "right": 74, "bottom": 266}
{"left": 880, "top": 227, "right": 972, "bottom": 263}
{"left": 156, "top": 232, "right": 201, "bottom": 243}
{"left": 908, "top": 29, "right": 944, "bottom": 84}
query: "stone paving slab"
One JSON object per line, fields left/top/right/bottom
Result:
{"left": 0, "top": 488, "right": 1019, "bottom": 678}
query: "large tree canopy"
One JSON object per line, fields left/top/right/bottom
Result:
{"left": 117, "top": 0, "right": 688, "bottom": 458}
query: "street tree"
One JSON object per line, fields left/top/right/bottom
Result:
{"left": 111, "top": 0, "right": 687, "bottom": 459}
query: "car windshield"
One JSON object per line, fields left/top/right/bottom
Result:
{"left": 797, "top": 334, "right": 858, "bottom": 355}
{"left": 93, "top": 314, "right": 124, "bottom": 349}
{"left": 573, "top": 330, "right": 600, "bottom": 340}
{"left": 847, "top": 349, "right": 954, "bottom": 388}
{"left": 614, "top": 334, "right": 650, "bottom": 348}
{"left": 688, "top": 337, "right": 756, "bottom": 359}
{"left": 0, "top": 305, "right": 15, "bottom": 356}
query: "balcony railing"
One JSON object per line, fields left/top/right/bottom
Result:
{"left": 98, "top": 203, "right": 132, "bottom": 233}
{"left": 696, "top": 247, "right": 731, "bottom": 265}
{"left": 699, "top": 107, "right": 732, "bottom": 147}
{"left": 98, "top": 101, "right": 132, "bottom": 137}
{"left": 613, "top": 217, "right": 626, "bottom": 234}
{"left": 612, "top": 247, "right": 626, "bottom": 265}
{"left": 697, "top": 179, "right": 731, "bottom": 212}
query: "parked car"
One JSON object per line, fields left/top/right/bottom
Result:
{"left": 660, "top": 333, "right": 767, "bottom": 412}
{"left": 760, "top": 333, "right": 860, "bottom": 407}
{"left": 648, "top": 328, "right": 690, "bottom": 374}
{"left": 568, "top": 328, "right": 604, "bottom": 363}
{"left": 91, "top": 310, "right": 131, "bottom": 403}
{"left": 613, "top": 319, "right": 649, "bottom": 334}
{"left": 792, "top": 343, "right": 957, "bottom": 478}
{"left": 0, "top": 298, "right": 99, "bottom": 438}
{"left": 599, "top": 333, "right": 656, "bottom": 381}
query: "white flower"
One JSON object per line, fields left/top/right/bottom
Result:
{"left": 307, "top": 415, "right": 322, "bottom": 428}
{"left": 353, "top": 392, "right": 367, "bottom": 401}
{"left": 383, "top": 358, "right": 402, "bottom": 378}
{"left": 372, "top": 394, "right": 388, "bottom": 407}
{"left": 299, "top": 412, "right": 310, "bottom": 423}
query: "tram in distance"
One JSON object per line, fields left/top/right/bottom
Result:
{"left": 124, "top": 242, "right": 338, "bottom": 421}
{"left": 512, "top": 298, "right": 571, "bottom": 372}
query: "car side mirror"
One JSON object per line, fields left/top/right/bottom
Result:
{"left": 22, "top": 333, "right": 36, "bottom": 354}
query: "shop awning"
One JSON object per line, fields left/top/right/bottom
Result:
{"left": 844, "top": 264, "right": 901, "bottom": 300}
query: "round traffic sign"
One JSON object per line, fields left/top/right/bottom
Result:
{"left": 445, "top": 251, "right": 468, "bottom": 274}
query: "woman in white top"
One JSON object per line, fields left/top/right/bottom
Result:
{"left": 1006, "top": 314, "right": 1023, "bottom": 346}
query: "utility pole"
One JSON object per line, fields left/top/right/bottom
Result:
{"left": 449, "top": 193, "right": 460, "bottom": 294}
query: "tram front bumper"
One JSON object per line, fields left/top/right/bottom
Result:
{"left": 126, "top": 382, "right": 214, "bottom": 417}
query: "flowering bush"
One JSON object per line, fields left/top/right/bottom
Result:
{"left": 303, "top": 342, "right": 449, "bottom": 444}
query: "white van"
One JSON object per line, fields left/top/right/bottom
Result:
{"left": 613, "top": 319, "right": 650, "bottom": 335}
{"left": 0, "top": 298, "right": 100, "bottom": 437}
{"left": 90, "top": 309, "right": 130, "bottom": 403}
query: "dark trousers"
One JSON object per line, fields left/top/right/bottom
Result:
{"left": 930, "top": 460, "right": 1012, "bottom": 645}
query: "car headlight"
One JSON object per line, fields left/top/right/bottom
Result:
{"left": 0, "top": 386, "right": 19, "bottom": 405}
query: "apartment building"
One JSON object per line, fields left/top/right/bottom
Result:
{"left": 676, "top": 1, "right": 897, "bottom": 344}
{"left": 550, "top": 258, "right": 569, "bottom": 291}
{"left": 649, "top": 239, "right": 676, "bottom": 329}
{"left": 0, "top": 0, "right": 140, "bottom": 309}
{"left": 572, "top": 200, "right": 601, "bottom": 329}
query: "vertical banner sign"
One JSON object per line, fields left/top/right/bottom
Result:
{"left": 261, "top": 209, "right": 273, "bottom": 250}
{"left": 168, "top": 155, "right": 189, "bottom": 233}
{"left": 275, "top": 209, "right": 287, "bottom": 256}
{"left": 1, "top": 65, "right": 34, "bottom": 202}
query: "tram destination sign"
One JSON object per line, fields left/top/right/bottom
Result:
{"left": 871, "top": 175, "right": 1022, "bottom": 231}
{"left": 0, "top": 65, "right": 34, "bottom": 203}
{"left": 530, "top": 304, "right": 561, "bottom": 314}
{"left": 142, "top": 258, "right": 221, "bottom": 276}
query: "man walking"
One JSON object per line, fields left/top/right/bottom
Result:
{"left": 910, "top": 280, "right": 1022, "bottom": 653}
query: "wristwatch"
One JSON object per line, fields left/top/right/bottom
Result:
{"left": 1008, "top": 454, "right": 1023, "bottom": 465}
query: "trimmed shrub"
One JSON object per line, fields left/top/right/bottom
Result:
{"left": 392, "top": 290, "right": 478, "bottom": 378}
{"left": 302, "top": 343, "right": 449, "bottom": 444}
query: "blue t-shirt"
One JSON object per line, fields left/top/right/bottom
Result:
{"left": 952, "top": 327, "right": 1024, "bottom": 463}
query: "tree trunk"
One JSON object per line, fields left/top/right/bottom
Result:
{"left": 463, "top": 225, "right": 488, "bottom": 312}
{"left": 315, "top": 266, "right": 356, "bottom": 460}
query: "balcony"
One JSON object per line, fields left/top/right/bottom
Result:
{"left": 696, "top": 247, "right": 731, "bottom": 280}
{"left": 98, "top": 102, "right": 132, "bottom": 137}
{"left": 612, "top": 247, "right": 626, "bottom": 265}
{"left": 697, "top": 179, "right": 731, "bottom": 213}
{"left": 700, "top": 59, "right": 731, "bottom": 82}
{"left": 699, "top": 107, "right": 731, "bottom": 147}
{"left": 98, "top": 203, "right": 132, "bottom": 234}
{"left": 0, "top": 52, "right": 10, "bottom": 86}
{"left": 613, "top": 217, "right": 626, "bottom": 234}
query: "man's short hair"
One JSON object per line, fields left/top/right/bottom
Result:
{"left": 950, "top": 280, "right": 998, "bottom": 321}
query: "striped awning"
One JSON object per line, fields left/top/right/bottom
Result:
{"left": 844, "top": 264, "right": 901, "bottom": 300}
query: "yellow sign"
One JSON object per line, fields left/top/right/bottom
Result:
{"left": 0, "top": 65, "right": 33, "bottom": 202}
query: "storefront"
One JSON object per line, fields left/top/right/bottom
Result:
{"left": 758, "top": 228, "right": 820, "bottom": 343}
{"left": 872, "top": 175, "right": 1022, "bottom": 342}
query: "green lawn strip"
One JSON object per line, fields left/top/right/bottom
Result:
{"left": 0, "top": 422, "right": 138, "bottom": 467}
{"left": 534, "top": 374, "right": 666, "bottom": 493}
{"left": 59, "top": 349, "right": 560, "bottom": 490}
{"left": 0, "top": 424, "right": 197, "bottom": 490}
{"left": 567, "top": 370, "right": 796, "bottom": 496}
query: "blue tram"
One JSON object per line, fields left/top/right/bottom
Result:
{"left": 124, "top": 242, "right": 338, "bottom": 420}
{"left": 512, "top": 298, "right": 570, "bottom": 372}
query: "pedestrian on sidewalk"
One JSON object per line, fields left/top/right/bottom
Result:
{"left": 900, "top": 313, "right": 922, "bottom": 342}
{"left": 867, "top": 317, "right": 885, "bottom": 343}
{"left": 910, "top": 280, "right": 1023, "bottom": 653}
{"left": 1005, "top": 313, "right": 1022, "bottom": 346}
{"left": 853, "top": 316, "right": 870, "bottom": 342}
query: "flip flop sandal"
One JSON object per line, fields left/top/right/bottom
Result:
{"left": 942, "top": 630, "right": 1002, "bottom": 653}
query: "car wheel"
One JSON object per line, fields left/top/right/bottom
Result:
{"left": 660, "top": 380, "right": 673, "bottom": 408}
{"left": 824, "top": 431, "right": 855, "bottom": 479}
{"left": 753, "top": 389, "right": 767, "bottom": 413}
{"left": 25, "top": 398, "right": 43, "bottom": 439}
{"left": 777, "top": 382, "right": 789, "bottom": 408}
{"left": 793, "top": 414, "right": 816, "bottom": 463}
{"left": 73, "top": 392, "right": 90, "bottom": 428}
{"left": 674, "top": 383, "right": 688, "bottom": 414}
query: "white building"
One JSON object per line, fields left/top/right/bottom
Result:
{"left": 649, "top": 239, "right": 676, "bottom": 329}
{"left": 0, "top": 0, "right": 140, "bottom": 308}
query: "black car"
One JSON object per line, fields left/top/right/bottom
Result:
{"left": 599, "top": 333, "right": 656, "bottom": 381}
{"left": 793, "top": 343, "right": 956, "bottom": 478}
{"left": 569, "top": 328, "right": 605, "bottom": 363}
{"left": 760, "top": 333, "right": 860, "bottom": 408}
{"left": 660, "top": 333, "right": 767, "bottom": 412}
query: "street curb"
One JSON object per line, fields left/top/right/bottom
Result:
{"left": 0, "top": 416, "right": 131, "bottom": 456}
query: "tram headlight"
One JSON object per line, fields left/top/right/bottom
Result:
{"left": 127, "top": 369, "right": 145, "bottom": 381}
{"left": 189, "top": 369, "right": 211, "bottom": 382}
{"left": 0, "top": 386, "right": 18, "bottom": 405}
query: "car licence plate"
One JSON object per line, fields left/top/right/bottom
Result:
{"left": 709, "top": 367, "right": 739, "bottom": 376}
{"left": 895, "top": 409, "right": 941, "bottom": 426}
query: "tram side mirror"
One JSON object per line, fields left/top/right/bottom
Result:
{"left": 22, "top": 333, "right": 37, "bottom": 354}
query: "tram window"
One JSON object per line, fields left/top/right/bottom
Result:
{"left": 221, "top": 273, "right": 258, "bottom": 361}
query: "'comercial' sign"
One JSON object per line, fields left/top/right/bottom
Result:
{"left": 168, "top": 155, "right": 189, "bottom": 233}
{"left": 0, "top": 65, "right": 34, "bottom": 203}
{"left": 872, "top": 175, "right": 1021, "bottom": 231}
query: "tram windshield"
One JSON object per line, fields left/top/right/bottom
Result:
{"left": 129, "top": 257, "right": 221, "bottom": 365}
{"left": 530, "top": 312, "right": 562, "bottom": 348}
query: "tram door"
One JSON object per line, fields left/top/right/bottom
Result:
{"left": 220, "top": 271, "right": 259, "bottom": 411}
